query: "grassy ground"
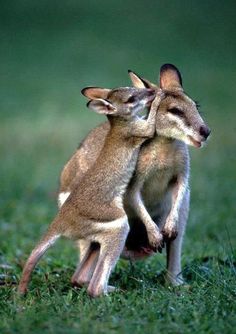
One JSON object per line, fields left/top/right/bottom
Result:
{"left": 0, "top": 1, "right": 236, "bottom": 333}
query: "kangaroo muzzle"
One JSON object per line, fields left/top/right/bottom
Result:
{"left": 199, "top": 125, "right": 211, "bottom": 141}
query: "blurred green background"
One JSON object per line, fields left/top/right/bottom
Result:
{"left": 0, "top": 1, "right": 236, "bottom": 332}
{"left": 1, "top": 0, "right": 235, "bottom": 244}
{"left": 1, "top": 0, "right": 236, "bottom": 271}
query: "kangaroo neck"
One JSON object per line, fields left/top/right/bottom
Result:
{"left": 86, "top": 122, "right": 140, "bottom": 196}
{"left": 153, "top": 134, "right": 175, "bottom": 144}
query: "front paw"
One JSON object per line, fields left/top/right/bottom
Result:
{"left": 162, "top": 224, "right": 178, "bottom": 241}
{"left": 148, "top": 229, "right": 164, "bottom": 253}
{"left": 155, "top": 89, "right": 166, "bottom": 100}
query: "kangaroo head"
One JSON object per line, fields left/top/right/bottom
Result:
{"left": 81, "top": 86, "right": 156, "bottom": 119}
{"left": 129, "top": 64, "right": 211, "bottom": 148}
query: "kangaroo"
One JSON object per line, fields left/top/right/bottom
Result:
{"left": 18, "top": 85, "right": 166, "bottom": 297}
{"left": 59, "top": 64, "right": 211, "bottom": 286}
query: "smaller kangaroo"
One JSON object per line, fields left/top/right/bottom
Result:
{"left": 18, "top": 85, "right": 165, "bottom": 297}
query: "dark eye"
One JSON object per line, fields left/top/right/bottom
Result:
{"left": 126, "top": 96, "right": 136, "bottom": 103}
{"left": 168, "top": 107, "right": 184, "bottom": 116}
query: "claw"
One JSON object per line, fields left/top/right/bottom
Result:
{"left": 141, "top": 246, "right": 154, "bottom": 255}
{"left": 146, "top": 238, "right": 165, "bottom": 253}
{"left": 162, "top": 229, "right": 178, "bottom": 241}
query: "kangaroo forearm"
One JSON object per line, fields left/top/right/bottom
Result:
{"left": 130, "top": 118, "right": 156, "bottom": 138}
{"left": 129, "top": 189, "right": 159, "bottom": 233}
{"left": 169, "top": 176, "right": 188, "bottom": 221}
{"left": 140, "top": 92, "right": 164, "bottom": 137}
{"left": 163, "top": 175, "right": 188, "bottom": 237}
{"left": 129, "top": 91, "right": 164, "bottom": 138}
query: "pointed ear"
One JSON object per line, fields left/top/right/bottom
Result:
{"left": 87, "top": 99, "right": 117, "bottom": 115}
{"left": 81, "top": 87, "right": 111, "bottom": 99}
{"left": 128, "top": 70, "right": 157, "bottom": 89}
{"left": 160, "top": 64, "right": 183, "bottom": 89}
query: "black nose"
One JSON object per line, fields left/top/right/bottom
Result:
{"left": 199, "top": 125, "right": 211, "bottom": 139}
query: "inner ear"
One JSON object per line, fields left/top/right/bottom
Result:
{"left": 128, "top": 70, "right": 157, "bottom": 89}
{"left": 160, "top": 64, "right": 183, "bottom": 89}
{"left": 81, "top": 87, "right": 111, "bottom": 99}
{"left": 87, "top": 99, "right": 117, "bottom": 115}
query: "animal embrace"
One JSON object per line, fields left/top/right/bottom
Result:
{"left": 18, "top": 64, "right": 210, "bottom": 297}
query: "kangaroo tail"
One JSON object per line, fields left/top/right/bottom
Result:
{"left": 18, "top": 231, "right": 60, "bottom": 295}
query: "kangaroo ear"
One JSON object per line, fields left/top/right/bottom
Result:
{"left": 128, "top": 70, "right": 157, "bottom": 89}
{"left": 160, "top": 64, "right": 183, "bottom": 89}
{"left": 81, "top": 87, "right": 111, "bottom": 99}
{"left": 87, "top": 99, "right": 117, "bottom": 115}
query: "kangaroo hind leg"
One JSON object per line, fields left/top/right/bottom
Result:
{"left": 166, "top": 190, "right": 189, "bottom": 286}
{"left": 18, "top": 223, "right": 61, "bottom": 295}
{"left": 71, "top": 242, "right": 100, "bottom": 287}
{"left": 87, "top": 216, "right": 130, "bottom": 298}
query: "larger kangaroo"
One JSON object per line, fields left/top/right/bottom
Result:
{"left": 59, "top": 64, "right": 211, "bottom": 286}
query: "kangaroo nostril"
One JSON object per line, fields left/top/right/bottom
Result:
{"left": 199, "top": 125, "right": 211, "bottom": 139}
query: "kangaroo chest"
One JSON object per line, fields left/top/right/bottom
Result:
{"left": 137, "top": 137, "right": 187, "bottom": 210}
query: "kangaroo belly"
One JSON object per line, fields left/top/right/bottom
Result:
{"left": 142, "top": 171, "right": 173, "bottom": 213}
{"left": 124, "top": 175, "right": 173, "bottom": 252}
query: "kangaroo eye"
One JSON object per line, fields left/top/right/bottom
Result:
{"left": 126, "top": 96, "right": 136, "bottom": 103}
{"left": 168, "top": 107, "right": 184, "bottom": 116}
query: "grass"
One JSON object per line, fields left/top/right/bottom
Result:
{"left": 0, "top": 1, "right": 236, "bottom": 333}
